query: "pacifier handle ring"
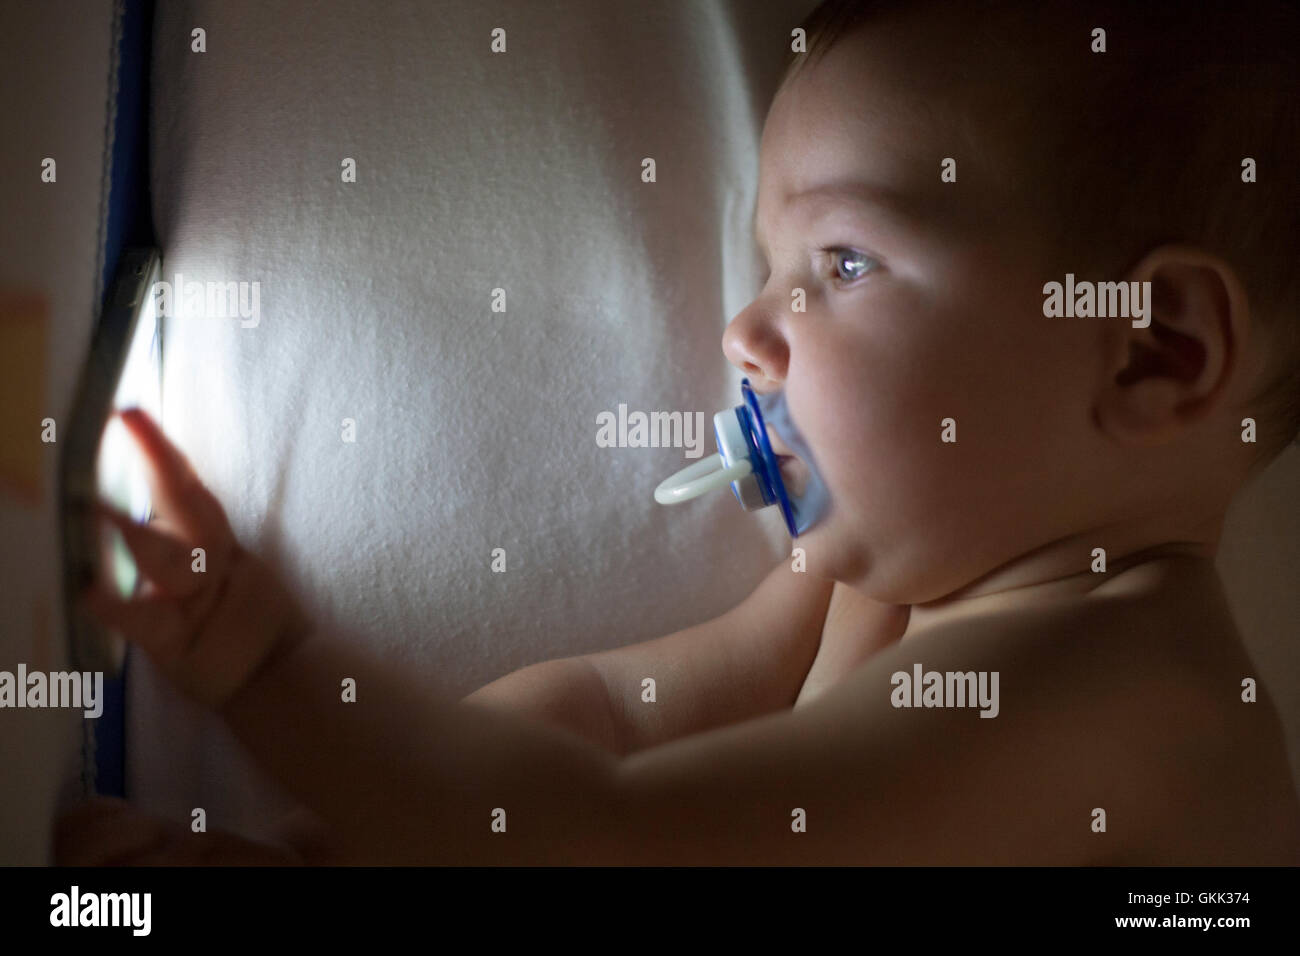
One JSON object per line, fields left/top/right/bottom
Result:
{"left": 654, "top": 453, "right": 753, "bottom": 504}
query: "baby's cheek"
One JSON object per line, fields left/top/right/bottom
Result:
{"left": 836, "top": 387, "right": 1004, "bottom": 552}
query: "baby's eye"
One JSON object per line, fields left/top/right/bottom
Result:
{"left": 823, "top": 247, "right": 879, "bottom": 285}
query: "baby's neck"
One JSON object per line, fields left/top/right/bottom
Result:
{"left": 902, "top": 540, "right": 1218, "bottom": 643}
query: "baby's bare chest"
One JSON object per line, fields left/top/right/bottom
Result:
{"left": 795, "top": 589, "right": 1300, "bottom": 862}
{"left": 793, "top": 584, "right": 907, "bottom": 708}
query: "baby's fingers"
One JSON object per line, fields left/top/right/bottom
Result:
{"left": 97, "top": 502, "right": 222, "bottom": 598}
{"left": 79, "top": 585, "right": 194, "bottom": 667}
{"left": 117, "top": 408, "right": 234, "bottom": 546}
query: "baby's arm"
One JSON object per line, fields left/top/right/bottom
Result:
{"left": 149, "top": 573, "right": 1169, "bottom": 865}
{"left": 255, "top": 569, "right": 830, "bottom": 859}
{"left": 463, "top": 563, "right": 835, "bottom": 755}
{"left": 84, "top": 409, "right": 1169, "bottom": 864}
{"left": 208, "top": 620, "right": 618, "bottom": 864}
{"left": 460, "top": 657, "right": 624, "bottom": 753}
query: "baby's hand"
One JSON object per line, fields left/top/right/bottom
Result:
{"left": 80, "top": 408, "right": 310, "bottom": 711}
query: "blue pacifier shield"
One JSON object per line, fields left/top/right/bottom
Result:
{"left": 737, "top": 379, "right": 830, "bottom": 537}
{"left": 652, "top": 378, "right": 831, "bottom": 539}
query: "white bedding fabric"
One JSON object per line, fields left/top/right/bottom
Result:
{"left": 131, "top": 0, "right": 1300, "bottom": 844}
{"left": 132, "top": 0, "right": 818, "bottom": 840}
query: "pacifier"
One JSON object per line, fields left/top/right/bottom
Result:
{"left": 654, "top": 378, "right": 829, "bottom": 537}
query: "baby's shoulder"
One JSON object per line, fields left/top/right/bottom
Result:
{"left": 971, "top": 591, "right": 1300, "bottom": 863}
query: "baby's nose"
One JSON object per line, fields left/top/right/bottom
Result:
{"left": 721, "top": 304, "right": 787, "bottom": 388}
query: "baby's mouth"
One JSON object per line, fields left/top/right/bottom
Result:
{"left": 767, "top": 428, "right": 809, "bottom": 496}
{"left": 776, "top": 454, "right": 809, "bottom": 497}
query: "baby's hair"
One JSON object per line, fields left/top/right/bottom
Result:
{"left": 780, "top": 0, "right": 1300, "bottom": 464}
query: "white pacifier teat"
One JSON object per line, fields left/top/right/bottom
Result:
{"left": 654, "top": 378, "right": 830, "bottom": 538}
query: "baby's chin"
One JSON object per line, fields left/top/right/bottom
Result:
{"left": 776, "top": 454, "right": 809, "bottom": 497}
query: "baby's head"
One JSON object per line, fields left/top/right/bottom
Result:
{"left": 722, "top": 0, "right": 1300, "bottom": 603}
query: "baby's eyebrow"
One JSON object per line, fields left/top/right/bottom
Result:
{"left": 754, "top": 182, "right": 910, "bottom": 261}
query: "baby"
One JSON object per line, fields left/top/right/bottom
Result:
{"left": 58, "top": 0, "right": 1300, "bottom": 864}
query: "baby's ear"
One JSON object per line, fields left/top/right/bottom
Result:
{"left": 1093, "top": 244, "right": 1248, "bottom": 447}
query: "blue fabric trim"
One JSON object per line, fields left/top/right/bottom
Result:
{"left": 100, "top": 0, "right": 155, "bottom": 303}
{"left": 91, "top": 0, "right": 155, "bottom": 799}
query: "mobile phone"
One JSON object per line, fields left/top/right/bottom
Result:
{"left": 60, "top": 247, "right": 163, "bottom": 675}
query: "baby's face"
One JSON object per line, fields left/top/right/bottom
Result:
{"left": 724, "top": 29, "right": 1110, "bottom": 603}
